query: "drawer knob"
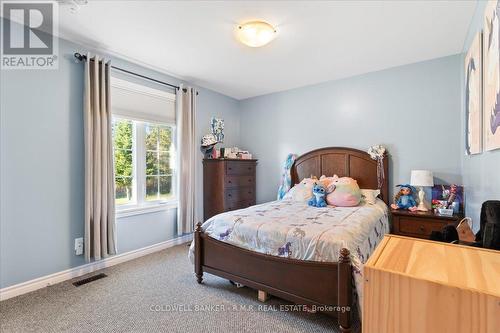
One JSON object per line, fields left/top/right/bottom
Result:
{"left": 228, "top": 180, "right": 232, "bottom": 183}
{"left": 228, "top": 194, "right": 232, "bottom": 197}
{"left": 419, "top": 225, "right": 425, "bottom": 231}
{"left": 248, "top": 167, "right": 252, "bottom": 170}
{"left": 248, "top": 191, "right": 252, "bottom": 194}
{"left": 228, "top": 167, "right": 232, "bottom": 170}
{"left": 248, "top": 179, "right": 252, "bottom": 182}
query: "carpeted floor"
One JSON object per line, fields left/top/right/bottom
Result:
{"left": 0, "top": 243, "right": 359, "bottom": 332}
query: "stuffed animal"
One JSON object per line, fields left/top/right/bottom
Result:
{"left": 391, "top": 184, "right": 418, "bottom": 211}
{"left": 308, "top": 182, "right": 334, "bottom": 207}
{"left": 284, "top": 177, "right": 317, "bottom": 202}
{"left": 325, "top": 176, "right": 361, "bottom": 207}
{"left": 318, "top": 175, "right": 336, "bottom": 188}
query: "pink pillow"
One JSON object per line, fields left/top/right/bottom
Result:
{"left": 319, "top": 175, "right": 337, "bottom": 187}
{"left": 326, "top": 176, "right": 361, "bottom": 207}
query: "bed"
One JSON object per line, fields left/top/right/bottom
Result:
{"left": 191, "top": 147, "right": 389, "bottom": 332}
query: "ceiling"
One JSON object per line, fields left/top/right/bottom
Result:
{"left": 56, "top": 1, "right": 477, "bottom": 100}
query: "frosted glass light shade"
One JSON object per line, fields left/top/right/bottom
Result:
{"left": 410, "top": 170, "right": 434, "bottom": 187}
{"left": 236, "top": 21, "right": 276, "bottom": 47}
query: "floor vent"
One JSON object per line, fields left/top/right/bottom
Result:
{"left": 72, "top": 273, "right": 107, "bottom": 287}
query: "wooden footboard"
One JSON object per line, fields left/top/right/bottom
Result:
{"left": 194, "top": 222, "right": 353, "bottom": 332}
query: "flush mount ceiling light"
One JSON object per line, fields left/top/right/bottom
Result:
{"left": 236, "top": 21, "right": 277, "bottom": 47}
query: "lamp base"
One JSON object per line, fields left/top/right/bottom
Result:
{"left": 416, "top": 187, "right": 428, "bottom": 212}
{"left": 416, "top": 202, "right": 428, "bottom": 212}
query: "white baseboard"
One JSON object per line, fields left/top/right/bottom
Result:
{"left": 0, "top": 234, "right": 193, "bottom": 301}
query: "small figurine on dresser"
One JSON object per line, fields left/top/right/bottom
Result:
{"left": 200, "top": 117, "right": 225, "bottom": 159}
{"left": 200, "top": 134, "right": 218, "bottom": 159}
{"left": 391, "top": 184, "right": 418, "bottom": 211}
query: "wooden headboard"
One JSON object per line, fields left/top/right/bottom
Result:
{"left": 291, "top": 147, "right": 389, "bottom": 204}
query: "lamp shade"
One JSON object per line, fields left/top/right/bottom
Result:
{"left": 410, "top": 170, "right": 434, "bottom": 187}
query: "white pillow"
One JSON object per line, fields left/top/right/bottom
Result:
{"left": 283, "top": 178, "right": 316, "bottom": 202}
{"left": 360, "top": 189, "right": 380, "bottom": 205}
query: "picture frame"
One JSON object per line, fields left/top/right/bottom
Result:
{"left": 431, "top": 185, "right": 464, "bottom": 214}
{"left": 482, "top": 0, "right": 500, "bottom": 151}
{"left": 464, "top": 32, "right": 482, "bottom": 155}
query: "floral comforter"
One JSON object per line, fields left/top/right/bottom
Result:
{"left": 188, "top": 198, "right": 389, "bottom": 312}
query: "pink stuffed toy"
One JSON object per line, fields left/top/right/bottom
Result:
{"left": 325, "top": 176, "right": 361, "bottom": 207}
{"left": 285, "top": 177, "right": 317, "bottom": 202}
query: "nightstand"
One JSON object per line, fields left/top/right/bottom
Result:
{"left": 391, "top": 210, "right": 463, "bottom": 239}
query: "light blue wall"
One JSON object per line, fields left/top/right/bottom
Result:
{"left": 239, "top": 55, "right": 463, "bottom": 204}
{"left": 1, "top": 38, "right": 87, "bottom": 288}
{"left": 0, "top": 36, "right": 240, "bottom": 288}
{"left": 461, "top": 1, "right": 500, "bottom": 231}
{"left": 116, "top": 210, "right": 177, "bottom": 254}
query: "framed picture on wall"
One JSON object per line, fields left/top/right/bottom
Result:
{"left": 464, "top": 32, "right": 482, "bottom": 155}
{"left": 483, "top": 0, "right": 500, "bottom": 151}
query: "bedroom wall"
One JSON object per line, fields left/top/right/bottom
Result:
{"left": 0, "top": 35, "right": 240, "bottom": 288}
{"left": 239, "top": 55, "right": 463, "bottom": 204}
{"left": 461, "top": 1, "right": 500, "bottom": 231}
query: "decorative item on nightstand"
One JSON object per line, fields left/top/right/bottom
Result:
{"left": 431, "top": 184, "right": 464, "bottom": 215}
{"left": 410, "top": 170, "right": 434, "bottom": 212}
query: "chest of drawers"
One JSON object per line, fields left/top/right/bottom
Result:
{"left": 203, "top": 159, "right": 257, "bottom": 221}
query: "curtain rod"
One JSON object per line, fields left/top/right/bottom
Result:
{"left": 74, "top": 52, "right": 182, "bottom": 91}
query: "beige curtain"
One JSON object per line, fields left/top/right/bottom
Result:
{"left": 176, "top": 85, "right": 197, "bottom": 235}
{"left": 83, "top": 54, "right": 116, "bottom": 261}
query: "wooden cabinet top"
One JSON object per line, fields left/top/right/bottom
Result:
{"left": 366, "top": 235, "right": 500, "bottom": 297}
{"left": 390, "top": 209, "right": 463, "bottom": 221}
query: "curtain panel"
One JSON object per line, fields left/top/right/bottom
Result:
{"left": 83, "top": 54, "right": 117, "bottom": 261}
{"left": 176, "top": 86, "right": 197, "bottom": 235}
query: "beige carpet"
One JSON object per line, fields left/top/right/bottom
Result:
{"left": 0, "top": 243, "right": 359, "bottom": 332}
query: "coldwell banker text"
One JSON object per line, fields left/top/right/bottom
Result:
{"left": 1, "top": 1, "right": 59, "bottom": 69}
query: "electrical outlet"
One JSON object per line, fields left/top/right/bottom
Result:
{"left": 74, "top": 237, "right": 84, "bottom": 255}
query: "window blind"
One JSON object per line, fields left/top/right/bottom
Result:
{"left": 110, "top": 77, "right": 176, "bottom": 124}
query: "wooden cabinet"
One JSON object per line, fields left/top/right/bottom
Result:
{"left": 391, "top": 209, "right": 463, "bottom": 239}
{"left": 363, "top": 235, "right": 500, "bottom": 333}
{"left": 203, "top": 159, "right": 257, "bottom": 221}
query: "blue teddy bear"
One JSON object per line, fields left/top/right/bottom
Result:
{"left": 308, "top": 183, "right": 328, "bottom": 207}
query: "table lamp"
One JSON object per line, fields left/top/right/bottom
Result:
{"left": 410, "top": 170, "right": 434, "bottom": 211}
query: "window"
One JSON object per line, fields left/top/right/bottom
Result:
{"left": 110, "top": 76, "right": 176, "bottom": 212}
{"left": 145, "top": 123, "right": 173, "bottom": 202}
{"left": 112, "top": 118, "right": 176, "bottom": 209}
{"left": 113, "top": 118, "right": 134, "bottom": 205}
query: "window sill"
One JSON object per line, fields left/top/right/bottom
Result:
{"left": 116, "top": 201, "right": 178, "bottom": 219}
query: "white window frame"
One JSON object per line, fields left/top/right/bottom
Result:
{"left": 110, "top": 75, "right": 177, "bottom": 218}
{"left": 113, "top": 118, "right": 178, "bottom": 218}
